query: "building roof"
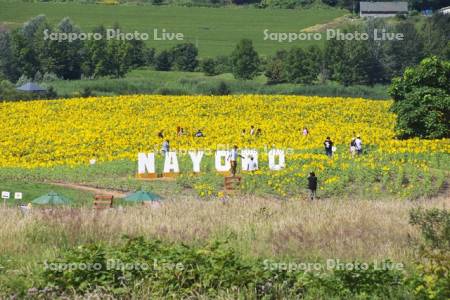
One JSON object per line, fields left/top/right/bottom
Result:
{"left": 16, "top": 82, "right": 47, "bottom": 92}
{"left": 360, "top": 1, "right": 408, "bottom": 12}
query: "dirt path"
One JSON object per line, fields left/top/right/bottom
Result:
{"left": 49, "top": 182, "right": 128, "bottom": 198}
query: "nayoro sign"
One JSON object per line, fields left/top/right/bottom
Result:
{"left": 137, "top": 149, "right": 285, "bottom": 177}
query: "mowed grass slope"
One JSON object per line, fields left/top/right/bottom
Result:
{"left": 0, "top": 1, "right": 346, "bottom": 56}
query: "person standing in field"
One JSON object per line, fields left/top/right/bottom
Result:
{"left": 355, "top": 135, "right": 363, "bottom": 155}
{"left": 162, "top": 140, "right": 170, "bottom": 156}
{"left": 229, "top": 145, "right": 243, "bottom": 177}
{"left": 177, "top": 126, "right": 186, "bottom": 136}
{"left": 250, "top": 126, "right": 255, "bottom": 136}
{"left": 302, "top": 127, "right": 309, "bottom": 136}
{"left": 246, "top": 156, "right": 258, "bottom": 172}
{"left": 324, "top": 137, "right": 333, "bottom": 157}
{"left": 307, "top": 172, "right": 318, "bottom": 200}
{"left": 350, "top": 138, "right": 357, "bottom": 157}
{"left": 195, "top": 129, "right": 204, "bottom": 137}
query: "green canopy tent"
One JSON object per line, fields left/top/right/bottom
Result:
{"left": 123, "top": 190, "right": 162, "bottom": 204}
{"left": 31, "top": 191, "right": 72, "bottom": 206}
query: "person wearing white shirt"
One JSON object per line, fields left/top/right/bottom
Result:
{"left": 355, "top": 136, "right": 363, "bottom": 155}
{"left": 228, "top": 145, "right": 243, "bottom": 176}
{"left": 246, "top": 156, "right": 258, "bottom": 172}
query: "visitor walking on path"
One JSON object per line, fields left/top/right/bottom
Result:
{"left": 307, "top": 172, "right": 318, "bottom": 201}
{"left": 228, "top": 145, "right": 244, "bottom": 177}
{"left": 324, "top": 137, "right": 333, "bottom": 157}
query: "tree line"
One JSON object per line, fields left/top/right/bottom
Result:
{"left": 0, "top": 15, "right": 157, "bottom": 82}
{"left": 0, "top": 14, "right": 448, "bottom": 87}
{"left": 228, "top": 13, "right": 449, "bottom": 85}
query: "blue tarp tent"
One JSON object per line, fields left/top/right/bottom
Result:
{"left": 16, "top": 82, "right": 46, "bottom": 92}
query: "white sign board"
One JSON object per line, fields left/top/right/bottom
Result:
{"left": 14, "top": 192, "right": 23, "bottom": 200}
{"left": 1, "top": 191, "right": 10, "bottom": 199}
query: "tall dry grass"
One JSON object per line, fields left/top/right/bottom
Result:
{"left": 1, "top": 196, "right": 449, "bottom": 264}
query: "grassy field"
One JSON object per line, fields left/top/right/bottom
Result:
{"left": 0, "top": 1, "right": 347, "bottom": 56}
{"left": 43, "top": 68, "right": 390, "bottom": 98}
{"left": 0, "top": 180, "right": 94, "bottom": 206}
{"left": 0, "top": 195, "right": 448, "bottom": 297}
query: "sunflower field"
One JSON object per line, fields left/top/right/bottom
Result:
{"left": 0, "top": 95, "right": 448, "bottom": 199}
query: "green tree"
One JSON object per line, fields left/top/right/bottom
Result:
{"left": 422, "top": 13, "right": 450, "bottom": 60}
{"left": 82, "top": 26, "right": 109, "bottom": 78}
{"left": 230, "top": 39, "right": 260, "bottom": 80}
{"left": 172, "top": 43, "right": 199, "bottom": 72}
{"left": 0, "top": 31, "right": 19, "bottom": 81}
{"left": 47, "top": 17, "right": 83, "bottom": 79}
{"left": 389, "top": 56, "right": 450, "bottom": 139}
{"left": 11, "top": 30, "right": 41, "bottom": 79}
{"left": 325, "top": 33, "right": 383, "bottom": 86}
{"left": 265, "top": 49, "right": 287, "bottom": 84}
{"left": 155, "top": 50, "right": 173, "bottom": 71}
{"left": 128, "top": 39, "right": 148, "bottom": 68}
{"left": 384, "top": 21, "right": 424, "bottom": 79}
{"left": 106, "top": 38, "right": 132, "bottom": 78}
{"left": 286, "top": 48, "right": 311, "bottom": 84}
{"left": 144, "top": 47, "right": 156, "bottom": 66}
{"left": 201, "top": 58, "right": 219, "bottom": 76}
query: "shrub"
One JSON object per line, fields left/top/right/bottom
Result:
{"left": 265, "top": 62, "right": 283, "bottom": 85}
{"left": 201, "top": 58, "right": 219, "bottom": 76}
{"left": 154, "top": 50, "right": 173, "bottom": 71}
{"left": 214, "top": 55, "right": 231, "bottom": 74}
{"left": 389, "top": 56, "right": 450, "bottom": 139}
{"left": 171, "top": 43, "right": 199, "bottom": 72}
{"left": 408, "top": 208, "right": 450, "bottom": 299}
{"left": 39, "top": 236, "right": 408, "bottom": 298}
{"left": 46, "top": 86, "right": 58, "bottom": 99}
{"left": 214, "top": 81, "right": 230, "bottom": 95}
{"left": 80, "top": 87, "right": 93, "bottom": 98}
{"left": 230, "top": 39, "right": 260, "bottom": 80}
{"left": 42, "top": 72, "right": 59, "bottom": 82}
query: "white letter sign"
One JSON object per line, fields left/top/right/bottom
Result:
{"left": 268, "top": 149, "right": 285, "bottom": 171}
{"left": 138, "top": 153, "right": 155, "bottom": 174}
{"left": 189, "top": 151, "right": 204, "bottom": 173}
{"left": 163, "top": 152, "right": 180, "bottom": 173}
{"left": 215, "top": 150, "right": 230, "bottom": 172}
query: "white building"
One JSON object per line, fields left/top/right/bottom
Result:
{"left": 360, "top": 2, "right": 408, "bottom": 18}
{"left": 438, "top": 6, "right": 450, "bottom": 14}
